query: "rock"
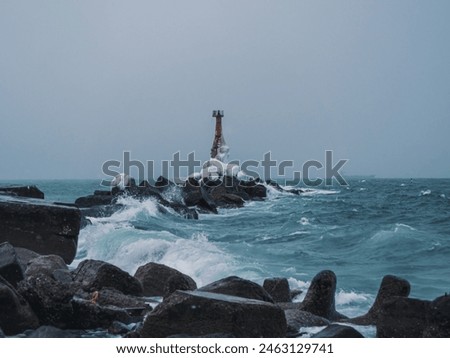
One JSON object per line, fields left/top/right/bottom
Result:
{"left": 109, "top": 321, "right": 133, "bottom": 336}
{"left": 199, "top": 276, "right": 274, "bottom": 303}
{"left": 284, "top": 309, "right": 330, "bottom": 335}
{"left": 24, "top": 255, "right": 68, "bottom": 279}
{"left": 17, "top": 273, "right": 76, "bottom": 328}
{"left": 376, "top": 297, "right": 430, "bottom": 338}
{"left": 0, "top": 276, "right": 40, "bottom": 335}
{"left": 347, "top": 275, "right": 410, "bottom": 325}
{"left": 239, "top": 181, "right": 267, "bottom": 200}
{"left": 73, "top": 259, "right": 143, "bottom": 296}
{"left": 263, "top": 277, "right": 291, "bottom": 303}
{"left": 291, "top": 289, "right": 303, "bottom": 300}
{"left": 140, "top": 290, "right": 287, "bottom": 338}
{"left": 423, "top": 295, "right": 450, "bottom": 337}
{"left": 134, "top": 262, "right": 196, "bottom": 297}
{"left": 0, "top": 327, "right": 4, "bottom": 338}
{"left": 75, "top": 287, "right": 149, "bottom": 310}
{"left": 299, "top": 270, "right": 347, "bottom": 321}
{"left": 154, "top": 176, "right": 176, "bottom": 191}
{"left": 14, "top": 248, "right": 40, "bottom": 272}
{"left": 0, "top": 185, "right": 44, "bottom": 199}
{"left": 75, "top": 194, "right": 114, "bottom": 208}
{"left": 25, "top": 325, "right": 85, "bottom": 338}
{"left": 70, "top": 298, "right": 134, "bottom": 329}
{"left": 312, "top": 324, "right": 364, "bottom": 338}
{"left": 0, "top": 242, "right": 24, "bottom": 287}
{"left": 0, "top": 196, "right": 81, "bottom": 264}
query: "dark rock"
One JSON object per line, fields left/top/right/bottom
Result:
{"left": 285, "top": 309, "right": 330, "bottom": 334}
{"left": 0, "top": 327, "right": 4, "bottom": 338}
{"left": 24, "top": 255, "right": 68, "bottom": 279}
{"left": 75, "top": 194, "right": 114, "bottom": 208}
{"left": 134, "top": 262, "right": 196, "bottom": 297}
{"left": 75, "top": 287, "right": 149, "bottom": 310}
{"left": 73, "top": 259, "right": 143, "bottom": 296}
{"left": 312, "top": 324, "right": 364, "bottom": 338}
{"left": 168, "top": 332, "right": 236, "bottom": 338}
{"left": 0, "top": 185, "right": 44, "bottom": 199}
{"left": 26, "top": 325, "right": 85, "bottom": 338}
{"left": 79, "top": 204, "right": 124, "bottom": 218}
{"left": 347, "top": 275, "right": 410, "bottom": 325}
{"left": 239, "top": 181, "right": 267, "bottom": 199}
{"left": 70, "top": 298, "right": 134, "bottom": 329}
{"left": 154, "top": 176, "right": 175, "bottom": 190}
{"left": 299, "top": 270, "right": 347, "bottom": 321}
{"left": 17, "top": 273, "right": 76, "bottom": 328}
{"left": 263, "top": 277, "right": 291, "bottom": 303}
{"left": 94, "top": 190, "right": 112, "bottom": 196}
{"left": 376, "top": 297, "right": 430, "bottom": 338}
{"left": 52, "top": 269, "right": 73, "bottom": 284}
{"left": 0, "top": 196, "right": 81, "bottom": 264}
{"left": 0, "top": 242, "right": 24, "bottom": 287}
{"left": 140, "top": 290, "right": 287, "bottom": 338}
{"left": 209, "top": 186, "right": 245, "bottom": 208}
{"left": 14, "top": 248, "right": 40, "bottom": 272}
{"left": 199, "top": 276, "right": 274, "bottom": 303}
{"left": 423, "top": 295, "right": 450, "bottom": 337}
{"left": 0, "top": 276, "right": 40, "bottom": 335}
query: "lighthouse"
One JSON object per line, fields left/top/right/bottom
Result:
{"left": 210, "top": 110, "right": 227, "bottom": 160}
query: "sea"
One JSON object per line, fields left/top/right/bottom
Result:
{"left": 2, "top": 177, "right": 449, "bottom": 337}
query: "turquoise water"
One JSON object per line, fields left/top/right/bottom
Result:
{"left": 3, "top": 178, "right": 450, "bottom": 322}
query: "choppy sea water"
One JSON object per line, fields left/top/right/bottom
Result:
{"left": 3, "top": 178, "right": 449, "bottom": 337}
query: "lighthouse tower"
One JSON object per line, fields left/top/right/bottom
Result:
{"left": 210, "top": 110, "right": 227, "bottom": 160}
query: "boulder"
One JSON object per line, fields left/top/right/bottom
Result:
{"left": 0, "top": 327, "right": 4, "bottom": 338}
{"left": 199, "top": 276, "right": 274, "bottom": 303}
{"left": 423, "top": 295, "right": 450, "bottom": 337}
{"left": 0, "top": 185, "right": 44, "bottom": 199}
{"left": 75, "top": 287, "right": 149, "bottom": 310}
{"left": 0, "top": 196, "right": 81, "bottom": 264}
{"left": 0, "top": 242, "right": 24, "bottom": 287}
{"left": 0, "top": 276, "right": 40, "bottom": 335}
{"left": 140, "top": 290, "right": 287, "bottom": 338}
{"left": 17, "top": 273, "right": 76, "bottom": 328}
{"left": 263, "top": 277, "right": 291, "bottom": 303}
{"left": 75, "top": 194, "right": 114, "bottom": 208}
{"left": 134, "top": 262, "right": 196, "bottom": 297}
{"left": 73, "top": 259, "right": 143, "bottom": 296}
{"left": 312, "top": 324, "right": 364, "bottom": 338}
{"left": 299, "top": 270, "right": 347, "bottom": 321}
{"left": 69, "top": 298, "right": 134, "bottom": 329}
{"left": 284, "top": 309, "right": 330, "bottom": 335}
{"left": 347, "top": 275, "right": 410, "bottom": 325}
{"left": 14, "top": 248, "right": 40, "bottom": 272}
{"left": 376, "top": 297, "right": 430, "bottom": 338}
{"left": 24, "top": 255, "right": 68, "bottom": 279}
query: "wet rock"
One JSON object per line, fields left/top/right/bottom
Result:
{"left": 140, "top": 290, "right": 287, "bottom": 338}
{"left": 423, "top": 295, "right": 450, "bottom": 337}
{"left": 0, "top": 328, "right": 4, "bottom": 338}
{"left": 347, "top": 275, "right": 410, "bottom": 325}
{"left": 75, "top": 194, "right": 114, "bottom": 208}
{"left": 0, "top": 242, "right": 24, "bottom": 287}
{"left": 24, "top": 255, "right": 67, "bottom": 279}
{"left": 376, "top": 297, "right": 430, "bottom": 338}
{"left": 70, "top": 298, "right": 134, "bottom": 329}
{"left": 109, "top": 321, "right": 133, "bottom": 336}
{"left": 290, "top": 289, "right": 303, "bottom": 300}
{"left": 134, "top": 262, "right": 196, "bottom": 297}
{"left": 299, "top": 270, "right": 347, "bottom": 321}
{"left": 239, "top": 181, "right": 267, "bottom": 200}
{"left": 25, "top": 325, "right": 85, "bottom": 338}
{"left": 0, "top": 185, "right": 44, "bottom": 199}
{"left": 199, "top": 276, "right": 274, "bottom": 303}
{"left": 17, "top": 273, "right": 76, "bottom": 328}
{"left": 0, "top": 196, "right": 81, "bottom": 264}
{"left": 14, "top": 248, "right": 40, "bottom": 272}
{"left": 73, "top": 259, "right": 143, "bottom": 296}
{"left": 312, "top": 324, "right": 364, "bottom": 338}
{"left": 263, "top": 277, "right": 291, "bottom": 303}
{"left": 284, "top": 309, "right": 330, "bottom": 335}
{"left": 75, "top": 287, "right": 149, "bottom": 310}
{"left": 0, "top": 276, "right": 40, "bottom": 335}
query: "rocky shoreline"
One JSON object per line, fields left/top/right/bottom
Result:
{"left": 1, "top": 183, "right": 449, "bottom": 338}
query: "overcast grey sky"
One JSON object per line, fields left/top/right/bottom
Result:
{"left": 1, "top": 0, "right": 449, "bottom": 180}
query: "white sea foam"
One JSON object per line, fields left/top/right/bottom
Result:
{"left": 420, "top": 189, "right": 431, "bottom": 196}
{"left": 298, "top": 217, "right": 311, "bottom": 225}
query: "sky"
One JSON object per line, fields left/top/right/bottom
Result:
{"left": 1, "top": 0, "right": 449, "bottom": 180}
